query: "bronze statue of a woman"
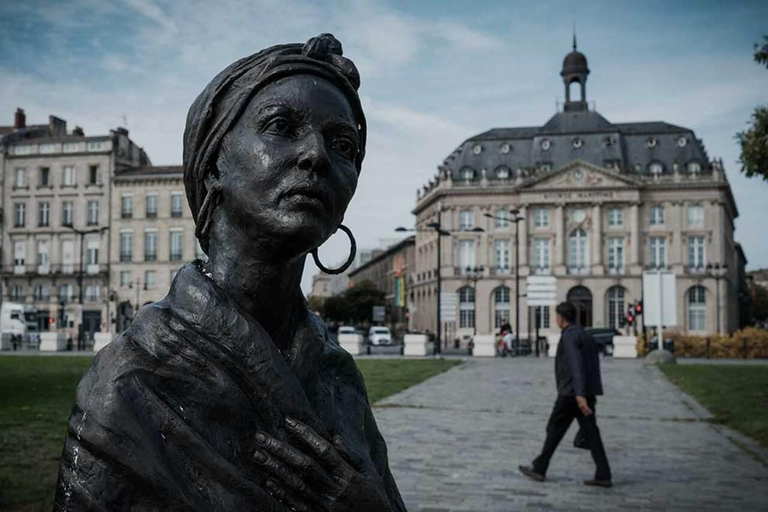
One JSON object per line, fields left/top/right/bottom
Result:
{"left": 54, "top": 34, "right": 407, "bottom": 512}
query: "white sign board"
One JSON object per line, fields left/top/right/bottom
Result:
{"left": 526, "top": 275, "right": 557, "bottom": 306}
{"left": 642, "top": 271, "right": 677, "bottom": 326}
{"left": 439, "top": 293, "right": 457, "bottom": 322}
{"left": 372, "top": 306, "right": 386, "bottom": 322}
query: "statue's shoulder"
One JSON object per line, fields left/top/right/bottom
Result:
{"left": 82, "top": 300, "right": 179, "bottom": 392}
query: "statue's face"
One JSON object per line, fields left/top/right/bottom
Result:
{"left": 215, "top": 74, "right": 359, "bottom": 258}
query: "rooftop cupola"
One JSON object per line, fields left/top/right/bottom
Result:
{"left": 561, "top": 34, "right": 590, "bottom": 112}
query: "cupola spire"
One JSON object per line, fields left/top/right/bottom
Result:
{"left": 561, "top": 36, "right": 589, "bottom": 112}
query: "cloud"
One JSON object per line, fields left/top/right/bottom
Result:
{"left": 1, "top": 0, "right": 766, "bottom": 295}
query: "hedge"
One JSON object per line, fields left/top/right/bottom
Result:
{"left": 636, "top": 327, "right": 768, "bottom": 359}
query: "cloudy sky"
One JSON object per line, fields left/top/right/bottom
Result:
{"left": 1, "top": 0, "right": 766, "bottom": 293}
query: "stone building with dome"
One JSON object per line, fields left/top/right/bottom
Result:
{"left": 409, "top": 41, "right": 747, "bottom": 346}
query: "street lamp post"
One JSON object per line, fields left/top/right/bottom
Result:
{"left": 396, "top": 222, "right": 484, "bottom": 355}
{"left": 66, "top": 226, "right": 108, "bottom": 351}
{"left": 484, "top": 209, "right": 525, "bottom": 347}
{"left": 706, "top": 262, "right": 728, "bottom": 334}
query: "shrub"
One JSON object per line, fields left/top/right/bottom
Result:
{"left": 651, "top": 327, "right": 768, "bottom": 359}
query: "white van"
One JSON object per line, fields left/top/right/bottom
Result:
{"left": 368, "top": 326, "right": 392, "bottom": 346}
{"left": 1, "top": 302, "right": 28, "bottom": 337}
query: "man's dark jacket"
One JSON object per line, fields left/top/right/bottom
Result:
{"left": 555, "top": 324, "right": 603, "bottom": 396}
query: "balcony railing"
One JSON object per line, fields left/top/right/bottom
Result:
{"left": 145, "top": 252, "right": 158, "bottom": 262}
{"left": 568, "top": 265, "right": 589, "bottom": 275}
{"left": 607, "top": 266, "right": 625, "bottom": 275}
{"left": 170, "top": 252, "right": 183, "bottom": 262}
{"left": 120, "top": 252, "right": 133, "bottom": 262}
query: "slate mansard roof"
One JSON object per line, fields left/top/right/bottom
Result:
{"left": 442, "top": 108, "right": 709, "bottom": 182}
{"left": 440, "top": 42, "right": 710, "bottom": 182}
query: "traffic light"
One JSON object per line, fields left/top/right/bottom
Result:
{"left": 626, "top": 305, "right": 636, "bottom": 326}
{"left": 636, "top": 300, "right": 643, "bottom": 316}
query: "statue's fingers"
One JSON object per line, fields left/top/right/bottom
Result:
{"left": 253, "top": 449, "right": 311, "bottom": 496}
{"left": 264, "top": 478, "right": 315, "bottom": 512}
{"left": 285, "top": 417, "right": 348, "bottom": 472}
{"left": 254, "top": 432, "right": 336, "bottom": 489}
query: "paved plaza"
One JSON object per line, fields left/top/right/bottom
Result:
{"left": 373, "top": 357, "right": 768, "bottom": 512}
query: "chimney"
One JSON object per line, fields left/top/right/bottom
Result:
{"left": 14, "top": 108, "right": 25, "bottom": 129}
{"left": 49, "top": 115, "right": 67, "bottom": 136}
{"left": 116, "top": 127, "right": 129, "bottom": 136}
{"left": 72, "top": 126, "right": 85, "bottom": 136}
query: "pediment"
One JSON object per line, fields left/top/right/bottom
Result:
{"left": 522, "top": 160, "right": 641, "bottom": 191}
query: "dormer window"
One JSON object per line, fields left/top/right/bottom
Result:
{"left": 646, "top": 137, "right": 657, "bottom": 148}
{"left": 687, "top": 161, "right": 701, "bottom": 173}
{"left": 677, "top": 136, "right": 688, "bottom": 147}
{"left": 540, "top": 139, "right": 551, "bottom": 151}
{"left": 500, "top": 143, "right": 511, "bottom": 154}
{"left": 472, "top": 144, "right": 482, "bottom": 155}
{"left": 495, "top": 166, "right": 510, "bottom": 179}
{"left": 460, "top": 167, "right": 475, "bottom": 181}
{"left": 572, "top": 137, "right": 583, "bottom": 149}
{"left": 604, "top": 136, "right": 614, "bottom": 147}
{"left": 649, "top": 162, "right": 664, "bottom": 175}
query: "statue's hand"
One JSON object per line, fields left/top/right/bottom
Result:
{"left": 253, "top": 417, "right": 392, "bottom": 512}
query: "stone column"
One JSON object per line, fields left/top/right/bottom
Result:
{"left": 592, "top": 203, "right": 603, "bottom": 273}
{"left": 555, "top": 204, "right": 565, "bottom": 268}
{"left": 630, "top": 203, "right": 640, "bottom": 267}
{"left": 518, "top": 206, "right": 528, "bottom": 267}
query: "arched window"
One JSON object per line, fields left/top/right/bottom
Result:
{"left": 495, "top": 166, "right": 510, "bottom": 180}
{"left": 568, "top": 228, "right": 589, "bottom": 273}
{"left": 493, "top": 286, "right": 511, "bottom": 329}
{"left": 688, "top": 286, "right": 707, "bottom": 331}
{"left": 458, "top": 286, "right": 475, "bottom": 329}
{"left": 460, "top": 167, "right": 475, "bottom": 181}
{"left": 607, "top": 286, "right": 625, "bottom": 330}
{"left": 648, "top": 161, "right": 664, "bottom": 175}
{"left": 567, "top": 286, "right": 593, "bottom": 327}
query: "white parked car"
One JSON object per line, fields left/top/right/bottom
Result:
{"left": 338, "top": 326, "right": 357, "bottom": 335}
{"left": 368, "top": 326, "right": 392, "bottom": 346}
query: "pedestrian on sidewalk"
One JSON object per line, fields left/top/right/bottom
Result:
{"left": 519, "top": 301, "right": 612, "bottom": 488}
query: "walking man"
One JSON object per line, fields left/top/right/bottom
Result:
{"left": 519, "top": 301, "right": 612, "bottom": 487}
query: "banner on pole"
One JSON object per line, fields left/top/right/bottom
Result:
{"left": 526, "top": 275, "right": 557, "bottom": 306}
{"left": 642, "top": 271, "right": 677, "bottom": 326}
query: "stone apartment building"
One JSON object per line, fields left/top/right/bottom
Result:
{"left": 1, "top": 109, "right": 149, "bottom": 342}
{"left": 410, "top": 44, "right": 747, "bottom": 345}
{"left": 348, "top": 236, "right": 415, "bottom": 328}
{"left": 110, "top": 166, "right": 203, "bottom": 332}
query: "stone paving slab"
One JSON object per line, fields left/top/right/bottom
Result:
{"left": 373, "top": 358, "right": 768, "bottom": 512}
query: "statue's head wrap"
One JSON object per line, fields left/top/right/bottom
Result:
{"left": 183, "top": 33, "right": 366, "bottom": 252}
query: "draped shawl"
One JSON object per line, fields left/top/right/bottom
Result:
{"left": 54, "top": 263, "right": 406, "bottom": 511}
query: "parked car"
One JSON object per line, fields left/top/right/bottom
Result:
{"left": 368, "top": 326, "right": 392, "bottom": 346}
{"left": 338, "top": 326, "right": 357, "bottom": 336}
{"left": 584, "top": 327, "right": 619, "bottom": 356}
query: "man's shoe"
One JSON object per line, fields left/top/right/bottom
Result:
{"left": 518, "top": 465, "right": 545, "bottom": 482}
{"left": 584, "top": 479, "right": 612, "bottom": 488}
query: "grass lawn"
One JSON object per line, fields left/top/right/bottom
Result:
{"left": 660, "top": 364, "right": 768, "bottom": 447}
{"left": 0, "top": 355, "right": 459, "bottom": 512}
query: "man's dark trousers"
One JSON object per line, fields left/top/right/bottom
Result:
{"left": 532, "top": 395, "right": 611, "bottom": 481}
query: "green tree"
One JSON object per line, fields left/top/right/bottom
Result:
{"left": 343, "top": 280, "right": 386, "bottom": 324}
{"left": 322, "top": 294, "right": 352, "bottom": 323}
{"left": 307, "top": 295, "right": 325, "bottom": 314}
{"left": 736, "top": 35, "right": 768, "bottom": 182}
{"left": 753, "top": 285, "right": 768, "bottom": 324}
{"left": 754, "top": 35, "right": 768, "bottom": 67}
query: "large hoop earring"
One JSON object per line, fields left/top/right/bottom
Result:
{"left": 312, "top": 224, "right": 356, "bottom": 275}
